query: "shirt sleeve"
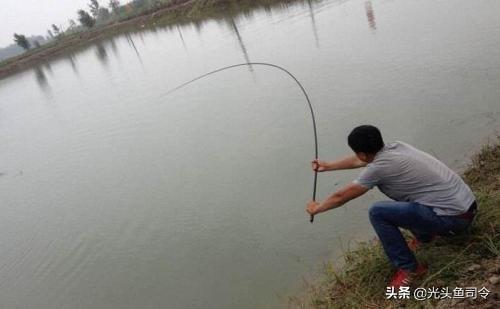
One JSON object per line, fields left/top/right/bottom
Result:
{"left": 353, "top": 163, "right": 381, "bottom": 189}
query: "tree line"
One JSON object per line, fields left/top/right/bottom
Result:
{"left": 13, "top": 0, "right": 133, "bottom": 51}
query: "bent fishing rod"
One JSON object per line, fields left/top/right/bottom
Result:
{"left": 163, "top": 62, "right": 319, "bottom": 223}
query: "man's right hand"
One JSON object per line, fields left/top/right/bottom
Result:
{"left": 311, "top": 159, "right": 329, "bottom": 172}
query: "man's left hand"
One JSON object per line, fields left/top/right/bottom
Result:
{"left": 306, "top": 201, "right": 321, "bottom": 216}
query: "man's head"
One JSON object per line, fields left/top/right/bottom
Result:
{"left": 348, "top": 125, "right": 384, "bottom": 163}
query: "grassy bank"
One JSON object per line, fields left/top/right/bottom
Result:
{"left": 0, "top": 0, "right": 313, "bottom": 80}
{"left": 292, "top": 140, "right": 500, "bottom": 308}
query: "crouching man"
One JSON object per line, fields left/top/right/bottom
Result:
{"left": 306, "top": 125, "right": 477, "bottom": 288}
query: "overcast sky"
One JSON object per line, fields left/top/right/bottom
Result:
{"left": 1, "top": 0, "right": 99, "bottom": 48}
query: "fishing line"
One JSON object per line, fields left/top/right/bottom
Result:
{"left": 163, "top": 62, "right": 319, "bottom": 223}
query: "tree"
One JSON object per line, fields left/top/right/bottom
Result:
{"left": 78, "top": 9, "right": 96, "bottom": 28}
{"left": 51, "top": 24, "right": 60, "bottom": 36}
{"left": 131, "top": 0, "right": 147, "bottom": 9}
{"left": 47, "top": 29, "right": 54, "bottom": 39}
{"left": 109, "top": 0, "right": 120, "bottom": 14}
{"left": 68, "top": 19, "right": 77, "bottom": 30}
{"left": 13, "top": 33, "right": 30, "bottom": 50}
{"left": 34, "top": 41, "right": 41, "bottom": 48}
{"left": 97, "top": 7, "right": 111, "bottom": 21}
{"left": 89, "top": 0, "right": 100, "bottom": 18}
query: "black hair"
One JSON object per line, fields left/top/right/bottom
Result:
{"left": 347, "top": 125, "right": 384, "bottom": 154}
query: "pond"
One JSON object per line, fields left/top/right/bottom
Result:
{"left": 0, "top": 0, "right": 499, "bottom": 308}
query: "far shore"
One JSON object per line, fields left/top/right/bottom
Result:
{"left": 0, "top": 0, "right": 311, "bottom": 80}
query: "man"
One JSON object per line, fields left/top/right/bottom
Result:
{"left": 306, "top": 125, "right": 477, "bottom": 288}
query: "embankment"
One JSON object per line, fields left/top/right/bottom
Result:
{"left": 292, "top": 140, "right": 500, "bottom": 308}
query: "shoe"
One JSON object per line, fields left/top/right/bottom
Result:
{"left": 408, "top": 235, "right": 438, "bottom": 251}
{"left": 408, "top": 238, "right": 420, "bottom": 251}
{"left": 390, "top": 263, "right": 428, "bottom": 289}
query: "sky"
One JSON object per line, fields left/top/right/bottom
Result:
{"left": 1, "top": 0, "right": 98, "bottom": 48}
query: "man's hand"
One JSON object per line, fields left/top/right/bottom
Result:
{"left": 305, "top": 183, "right": 369, "bottom": 217}
{"left": 311, "top": 159, "right": 329, "bottom": 172}
{"left": 306, "top": 201, "right": 321, "bottom": 216}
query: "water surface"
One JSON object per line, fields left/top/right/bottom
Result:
{"left": 0, "top": 0, "right": 500, "bottom": 308}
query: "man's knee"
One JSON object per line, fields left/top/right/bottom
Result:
{"left": 369, "top": 201, "right": 390, "bottom": 221}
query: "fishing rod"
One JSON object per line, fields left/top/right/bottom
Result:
{"left": 163, "top": 62, "right": 319, "bottom": 223}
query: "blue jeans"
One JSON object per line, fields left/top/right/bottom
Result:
{"left": 368, "top": 201, "right": 472, "bottom": 271}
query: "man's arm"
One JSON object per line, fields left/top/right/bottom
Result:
{"left": 306, "top": 183, "right": 368, "bottom": 215}
{"left": 312, "top": 154, "right": 366, "bottom": 172}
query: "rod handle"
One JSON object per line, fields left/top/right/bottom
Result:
{"left": 310, "top": 170, "right": 318, "bottom": 224}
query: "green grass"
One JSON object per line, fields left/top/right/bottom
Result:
{"left": 291, "top": 141, "right": 500, "bottom": 308}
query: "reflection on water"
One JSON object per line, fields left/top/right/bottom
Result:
{"left": 109, "top": 38, "right": 120, "bottom": 59}
{"left": 125, "top": 33, "right": 144, "bottom": 66}
{"left": 177, "top": 25, "right": 188, "bottom": 53}
{"left": 193, "top": 19, "right": 204, "bottom": 36}
{"left": 95, "top": 42, "right": 109, "bottom": 66}
{"left": 43, "top": 61, "right": 53, "bottom": 75}
{"left": 226, "top": 17, "right": 252, "bottom": 71}
{"left": 365, "top": 1, "right": 376, "bottom": 30}
{"left": 308, "top": 0, "right": 320, "bottom": 47}
{"left": 67, "top": 53, "right": 79, "bottom": 74}
{"left": 137, "top": 31, "right": 146, "bottom": 45}
{"left": 34, "top": 66, "right": 49, "bottom": 90}
{"left": 33, "top": 65, "right": 53, "bottom": 98}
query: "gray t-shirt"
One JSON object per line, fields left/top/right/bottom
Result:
{"left": 354, "top": 141, "right": 475, "bottom": 216}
